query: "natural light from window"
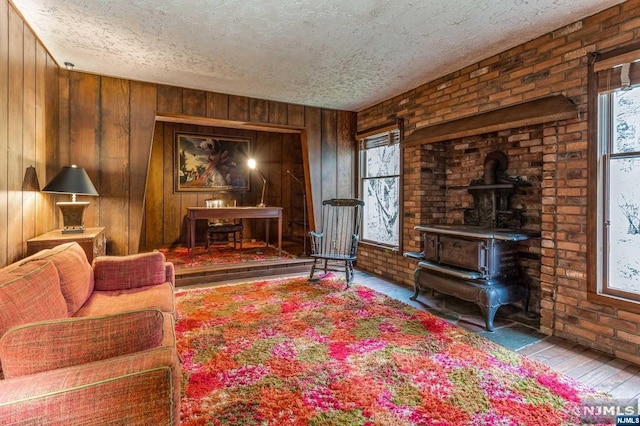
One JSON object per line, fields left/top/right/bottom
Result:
{"left": 602, "top": 86, "right": 640, "bottom": 297}
{"left": 360, "top": 133, "right": 400, "bottom": 248}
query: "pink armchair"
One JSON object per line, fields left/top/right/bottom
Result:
{"left": 0, "top": 242, "right": 180, "bottom": 425}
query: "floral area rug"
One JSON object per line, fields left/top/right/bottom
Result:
{"left": 159, "top": 242, "right": 294, "bottom": 269}
{"left": 175, "top": 276, "right": 610, "bottom": 425}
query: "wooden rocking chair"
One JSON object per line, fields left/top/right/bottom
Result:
{"left": 309, "top": 198, "right": 364, "bottom": 285}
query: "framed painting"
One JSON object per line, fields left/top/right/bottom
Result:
{"left": 175, "top": 133, "right": 251, "bottom": 192}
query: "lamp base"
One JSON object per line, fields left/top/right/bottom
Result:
{"left": 256, "top": 203, "right": 267, "bottom": 207}
{"left": 57, "top": 201, "right": 89, "bottom": 234}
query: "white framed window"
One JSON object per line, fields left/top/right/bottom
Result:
{"left": 597, "top": 85, "right": 640, "bottom": 302}
{"left": 359, "top": 127, "right": 401, "bottom": 249}
{"left": 590, "top": 47, "right": 640, "bottom": 308}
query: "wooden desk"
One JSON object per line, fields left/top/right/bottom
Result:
{"left": 186, "top": 207, "right": 283, "bottom": 255}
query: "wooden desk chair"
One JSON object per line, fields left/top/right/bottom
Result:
{"left": 204, "top": 198, "right": 243, "bottom": 250}
{"left": 309, "top": 198, "right": 364, "bottom": 285}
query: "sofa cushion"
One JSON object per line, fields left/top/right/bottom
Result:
{"left": 31, "top": 242, "right": 94, "bottom": 316}
{"left": 0, "top": 309, "right": 165, "bottom": 378}
{"left": 74, "top": 282, "right": 175, "bottom": 317}
{"left": 93, "top": 252, "right": 168, "bottom": 291}
{"left": 0, "top": 260, "right": 68, "bottom": 338}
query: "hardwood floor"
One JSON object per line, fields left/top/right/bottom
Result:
{"left": 353, "top": 269, "right": 640, "bottom": 400}
{"left": 519, "top": 338, "right": 640, "bottom": 399}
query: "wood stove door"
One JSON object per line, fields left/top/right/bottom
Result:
{"left": 438, "top": 236, "right": 487, "bottom": 274}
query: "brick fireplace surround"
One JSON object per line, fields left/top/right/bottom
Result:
{"left": 356, "top": 1, "right": 640, "bottom": 365}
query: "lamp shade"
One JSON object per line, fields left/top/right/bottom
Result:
{"left": 42, "top": 165, "right": 99, "bottom": 196}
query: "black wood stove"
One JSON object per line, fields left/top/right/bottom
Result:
{"left": 405, "top": 151, "right": 539, "bottom": 331}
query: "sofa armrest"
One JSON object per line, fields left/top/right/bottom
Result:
{"left": 165, "top": 261, "right": 175, "bottom": 287}
{"left": 93, "top": 251, "right": 168, "bottom": 291}
{"left": 0, "top": 309, "right": 164, "bottom": 378}
{"left": 0, "top": 346, "right": 180, "bottom": 425}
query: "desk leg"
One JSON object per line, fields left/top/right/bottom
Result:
{"left": 188, "top": 217, "right": 195, "bottom": 257}
{"left": 277, "top": 216, "right": 282, "bottom": 256}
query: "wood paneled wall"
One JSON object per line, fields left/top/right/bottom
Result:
{"left": 58, "top": 76, "right": 357, "bottom": 255}
{"left": 0, "top": 1, "right": 58, "bottom": 268}
{"left": 0, "top": 0, "right": 355, "bottom": 262}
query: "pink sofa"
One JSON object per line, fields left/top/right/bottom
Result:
{"left": 0, "top": 242, "right": 180, "bottom": 425}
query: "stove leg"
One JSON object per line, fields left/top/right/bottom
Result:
{"left": 479, "top": 305, "right": 498, "bottom": 332}
{"left": 479, "top": 287, "right": 501, "bottom": 331}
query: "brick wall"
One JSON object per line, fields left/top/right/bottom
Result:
{"left": 356, "top": 0, "right": 640, "bottom": 365}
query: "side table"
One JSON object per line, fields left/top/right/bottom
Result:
{"left": 27, "top": 227, "right": 106, "bottom": 263}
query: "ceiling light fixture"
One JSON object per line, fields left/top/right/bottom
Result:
{"left": 64, "top": 62, "right": 75, "bottom": 70}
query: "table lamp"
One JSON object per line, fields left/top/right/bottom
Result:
{"left": 42, "top": 165, "right": 99, "bottom": 233}
{"left": 248, "top": 158, "right": 267, "bottom": 207}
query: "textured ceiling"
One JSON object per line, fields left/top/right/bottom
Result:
{"left": 12, "top": 0, "right": 624, "bottom": 111}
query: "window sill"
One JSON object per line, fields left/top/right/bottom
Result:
{"left": 359, "top": 240, "right": 400, "bottom": 254}
{"left": 587, "top": 291, "right": 640, "bottom": 315}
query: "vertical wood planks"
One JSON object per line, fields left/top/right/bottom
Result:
{"left": 288, "top": 104, "right": 305, "bottom": 128}
{"left": 304, "top": 106, "right": 322, "bottom": 232}
{"left": 143, "top": 121, "right": 165, "bottom": 250}
{"left": 321, "top": 109, "right": 337, "bottom": 203}
{"left": 99, "top": 77, "right": 130, "bottom": 255}
{"left": 0, "top": 0, "right": 356, "bottom": 265}
{"left": 163, "top": 122, "right": 182, "bottom": 246}
{"left": 249, "top": 98, "right": 269, "bottom": 123}
{"left": 269, "top": 101, "right": 288, "bottom": 125}
{"left": 0, "top": 0, "right": 9, "bottom": 266}
{"left": 22, "top": 26, "right": 36, "bottom": 253}
{"left": 228, "top": 95, "right": 249, "bottom": 121}
{"left": 129, "top": 81, "right": 157, "bottom": 253}
{"left": 7, "top": 7, "right": 24, "bottom": 263}
{"left": 269, "top": 133, "right": 283, "bottom": 239}
{"left": 69, "top": 72, "right": 100, "bottom": 229}
{"left": 34, "top": 42, "right": 49, "bottom": 235}
{"left": 0, "top": 3, "right": 65, "bottom": 266}
{"left": 337, "top": 110, "right": 356, "bottom": 198}
{"left": 282, "top": 134, "right": 294, "bottom": 238}
{"left": 207, "top": 92, "right": 229, "bottom": 119}
{"left": 181, "top": 89, "right": 206, "bottom": 242}
{"left": 157, "top": 86, "right": 183, "bottom": 246}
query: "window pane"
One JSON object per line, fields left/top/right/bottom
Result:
{"left": 366, "top": 144, "right": 399, "bottom": 177}
{"left": 362, "top": 177, "right": 399, "bottom": 246}
{"left": 607, "top": 156, "right": 640, "bottom": 294}
{"left": 613, "top": 88, "right": 640, "bottom": 154}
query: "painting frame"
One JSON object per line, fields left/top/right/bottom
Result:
{"left": 175, "top": 132, "right": 251, "bottom": 192}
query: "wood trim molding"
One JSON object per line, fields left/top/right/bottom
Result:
{"left": 593, "top": 49, "right": 640, "bottom": 72}
{"left": 402, "top": 95, "right": 578, "bottom": 147}
{"left": 156, "top": 113, "right": 303, "bottom": 134}
{"left": 357, "top": 119, "right": 402, "bottom": 140}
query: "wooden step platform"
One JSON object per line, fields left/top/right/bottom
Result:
{"left": 174, "top": 257, "right": 315, "bottom": 287}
